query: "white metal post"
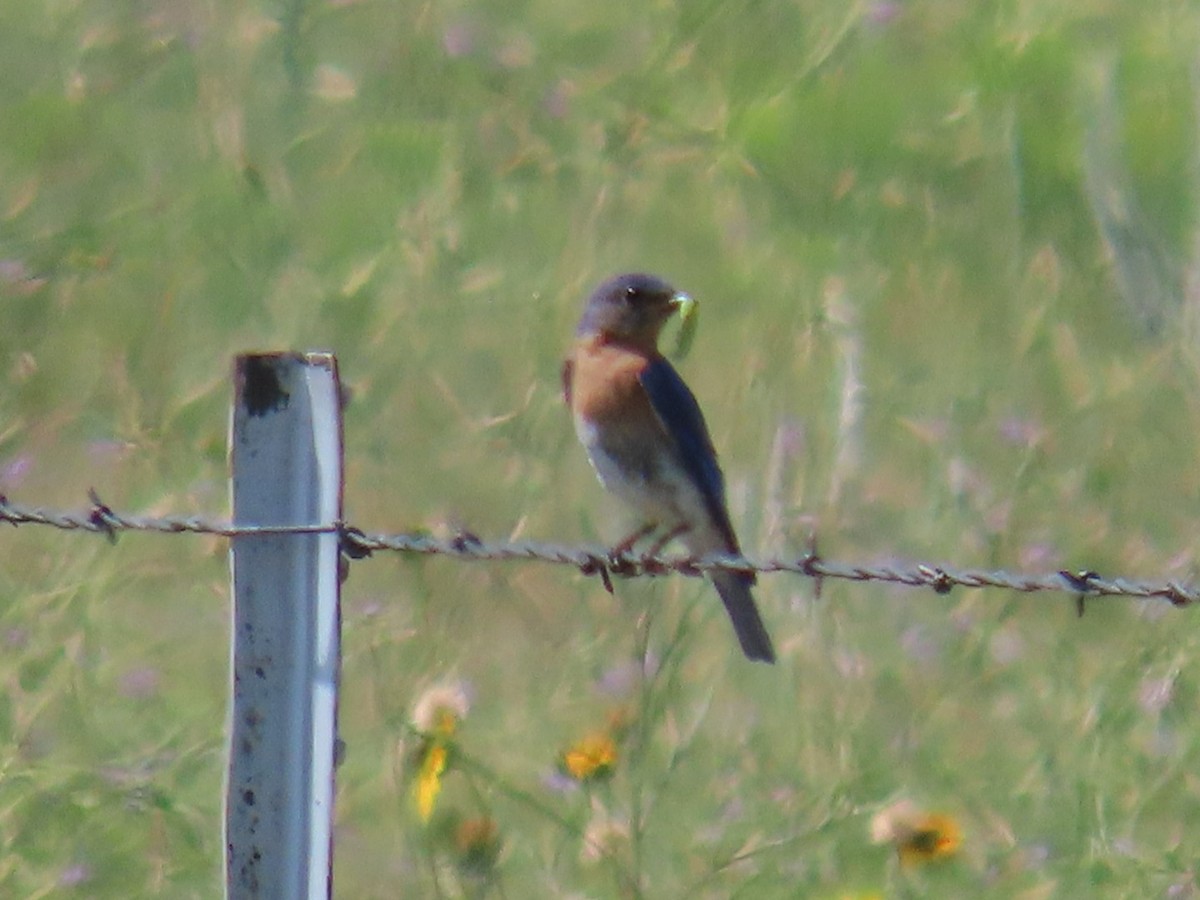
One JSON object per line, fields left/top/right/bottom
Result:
{"left": 226, "top": 352, "right": 343, "bottom": 900}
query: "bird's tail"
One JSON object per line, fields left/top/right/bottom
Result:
{"left": 711, "top": 570, "right": 776, "bottom": 664}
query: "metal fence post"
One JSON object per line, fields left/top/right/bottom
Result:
{"left": 225, "top": 353, "right": 343, "bottom": 900}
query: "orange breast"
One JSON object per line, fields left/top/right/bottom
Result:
{"left": 566, "top": 336, "right": 657, "bottom": 427}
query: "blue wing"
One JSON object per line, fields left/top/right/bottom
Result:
{"left": 638, "top": 358, "right": 738, "bottom": 547}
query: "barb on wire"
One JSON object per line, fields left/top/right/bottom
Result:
{"left": 1, "top": 493, "right": 1196, "bottom": 609}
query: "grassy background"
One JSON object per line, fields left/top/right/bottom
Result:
{"left": 1, "top": 0, "right": 1199, "bottom": 895}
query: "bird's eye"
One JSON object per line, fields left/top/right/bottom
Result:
{"left": 623, "top": 286, "right": 638, "bottom": 303}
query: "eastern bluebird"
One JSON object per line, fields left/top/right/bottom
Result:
{"left": 562, "top": 273, "right": 776, "bottom": 663}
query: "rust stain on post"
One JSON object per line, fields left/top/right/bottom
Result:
{"left": 238, "top": 355, "right": 293, "bottom": 417}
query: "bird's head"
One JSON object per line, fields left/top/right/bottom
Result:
{"left": 575, "top": 272, "right": 689, "bottom": 348}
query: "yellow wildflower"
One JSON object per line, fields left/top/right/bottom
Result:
{"left": 409, "top": 681, "right": 470, "bottom": 822}
{"left": 896, "top": 813, "right": 960, "bottom": 865}
{"left": 560, "top": 731, "right": 618, "bottom": 782}
{"left": 870, "top": 800, "right": 961, "bottom": 866}
{"left": 414, "top": 742, "right": 449, "bottom": 823}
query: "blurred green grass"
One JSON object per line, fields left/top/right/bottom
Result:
{"left": 1, "top": 0, "right": 1199, "bottom": 895}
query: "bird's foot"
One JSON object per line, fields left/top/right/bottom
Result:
{"left": 609, "top": 523, "right": 657, "bottom": 558}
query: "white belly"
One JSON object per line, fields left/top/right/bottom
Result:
{"left": 574, "top": 416, "right": 713, "bottom": 535}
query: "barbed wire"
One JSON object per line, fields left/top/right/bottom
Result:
{"left": 1, "top": 492, "right": 1196, "bottom": 610}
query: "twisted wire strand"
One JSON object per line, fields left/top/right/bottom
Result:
{"left": 1, "top": 493, "right": 1194, "bottom": 607}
